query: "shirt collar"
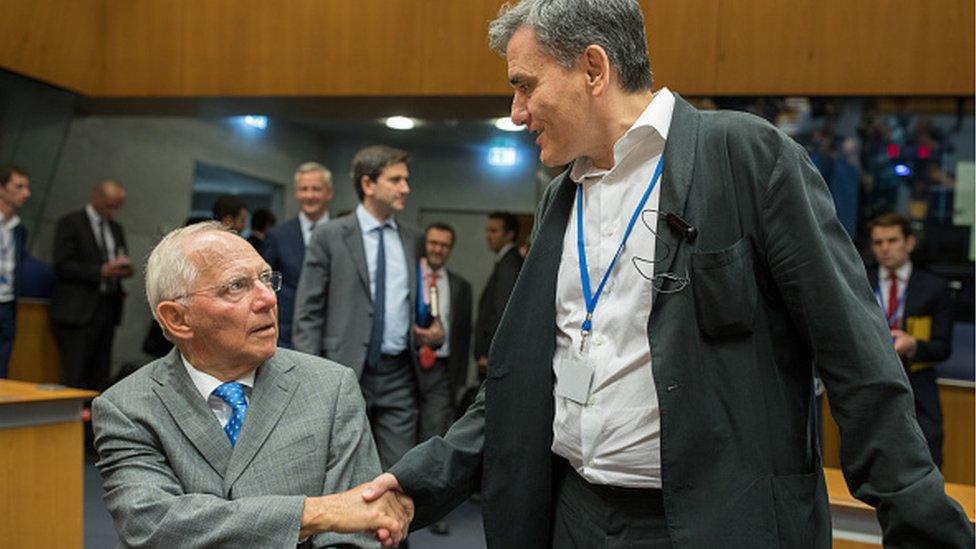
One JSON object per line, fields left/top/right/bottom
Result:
{"left": 495, "top": 242, "right": 515, "bottom": 260}
{"left": 356, "top": 204, "right": 397, "bottom": 233}
{"left": 299, "top": 210, "right": 329, "bottom": 231}
{"left": 181, "top": 353, "right": 256, "bottom": 403}
{"left": 0, "top": 212, "right": 20, "bottom": 230}
{"left": 85, "top": 203, "right": 103, "bottom": 225}
{"left": 570, "top": 87, "right": 675, "bottom": 183}
{"left": 880, "top": 261, "right": 913, "bottom": 284}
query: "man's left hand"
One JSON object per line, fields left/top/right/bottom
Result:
{"left": 891, "top": 329, "right": 917, "bottom": 359}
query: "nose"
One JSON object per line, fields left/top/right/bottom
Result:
{"left": 251, "top": 279, "right": 277, "bottom": 311}
{"left": 511, "top": 94, "right": 529, "bottom": 126}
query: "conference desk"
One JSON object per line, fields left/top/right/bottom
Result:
{"left": 827, "top": 466, "right": 976, "bottom": 547}
{"left": 0, "top": 379, "right": 97, "bottom": 549}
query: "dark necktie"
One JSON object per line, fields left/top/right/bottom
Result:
{"left": 366, "top": 225, "right": 386, "bottom": 367}
{"left": 886, "top": 271, "right": 899, "bottom": 329}
{"left": 98, "top": 220, "right": 110, "bottom": 263}
{"left": 212, "top": 381, "right": 248, "bottom": 446}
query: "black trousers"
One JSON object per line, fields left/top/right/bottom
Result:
{"left": 57, "top": 295, "right": 118, "bottom": 391}
{"left": 551, "top": 457, "right": 672, "bottom": 548}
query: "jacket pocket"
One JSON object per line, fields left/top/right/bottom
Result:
{"left": 690, "top": 236, "right": 758, "bottom": 338}
{"left": 771, "top": 470, "right": 824, "bottom": 548}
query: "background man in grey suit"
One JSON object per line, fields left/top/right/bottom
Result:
{"left": 93, "top": 222, "right": 412, "bottom": 548}
{"left": 293, "top": 145, "right": 443, "bottom": 471}
{"left": 364, "top": 1, "right": 973, "bottom": 547}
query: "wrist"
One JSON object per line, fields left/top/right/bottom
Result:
{"left": 300, "top": 496, "right": 333, "bottom": 537}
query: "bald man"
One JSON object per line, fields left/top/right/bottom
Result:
{"left": 51, "top": 180, "right": 133, "bottom": 391}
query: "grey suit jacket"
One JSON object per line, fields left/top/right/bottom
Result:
{"left": 390, "top": 95, "right": 973, "bottom": 547}
{"left": 92, "top": 348, "right": 382, "bottom": 548}
{"left": 292, "top": 212, "right": 421, "bottom": 378}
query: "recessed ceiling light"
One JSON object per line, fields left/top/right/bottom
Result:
{"left": 494, "top": 117, "right": 524, "bottom": 132}
{"left": 386, "top": 116, "right": 415, "bottom": 130}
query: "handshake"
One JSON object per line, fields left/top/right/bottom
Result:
{"left": 300, "top": 473, "right": 412, "bottom": 547}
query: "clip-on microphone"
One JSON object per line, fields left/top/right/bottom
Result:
{"left": 663, "top": 212, "right": 698, "bottom": 243}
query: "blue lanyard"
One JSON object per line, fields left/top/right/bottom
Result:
{"left": 874, "top": 283, "right": 907, "bottom": 328}
{"left": 577, "top": 155, "right": 665, "bottom": 338}
{"left": 417, "top": 260, "right": 429, "bottom": 323}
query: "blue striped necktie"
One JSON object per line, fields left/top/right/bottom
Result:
{"left": 212, "top": 381, "right": 248, "bottom": 446}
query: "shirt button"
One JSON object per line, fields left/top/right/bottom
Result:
{"left": 603, "top": 224, "right": 615, "bottom": 237}
{"left": 594, "top": 335, "right": 606, "bottom": 346}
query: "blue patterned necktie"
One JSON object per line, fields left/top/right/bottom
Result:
{"left": 212, "top": 381, "right": 248, "bottom": 446}
{"left": 366, "top": 225, "right": 387, "bottom": 368}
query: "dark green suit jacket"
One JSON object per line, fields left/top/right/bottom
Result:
{"left": 391, "top": 95, "right": 972, "bottom": 548}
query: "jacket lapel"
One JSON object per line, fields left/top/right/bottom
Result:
{"left": 399, "top": 224, "right": 418, "bottom": 317}
{"left": 291, "top": 218, "right": 306, "bottom": 257}
{"left": 223, "top": 353, "right": 299, "bottom": 489}
{"left": 152, "top": 350, "right": 232, "bottom": 477}
{"left": 652, "top": 94, "right": 701, "bottom": 299}
{"left": 341, "top": 215, "right": 370, "bottom": 294}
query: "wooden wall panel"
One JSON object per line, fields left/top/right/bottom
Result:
{"left": 1, "top": 0, "right": 973, "bottom": 97}
{"left": 0, "top": 0, "right": 102, "bottom": 93}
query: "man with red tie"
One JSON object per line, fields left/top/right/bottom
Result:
{"left": 868, "top": 212, "right": 954, "bottom": 467}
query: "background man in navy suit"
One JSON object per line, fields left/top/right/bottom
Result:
{"left": 473, "top": 211, "right": 523, "bottom": 379}
{"left": 867, "top": 212, "right": 954, "bottom": 467}
{"left": 0, "top": 165, "right": 31, "bottom": 378}
{"left": 262, "top": 162, "right": 333, "bottom": 349}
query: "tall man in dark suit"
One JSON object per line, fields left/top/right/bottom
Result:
{"left": 0, "top": 166, "right": 31, "bottom": 378}
{"left": 93, "top": 222, "right": 412, "bottom": 547}
{"left": 262, "top": 161, "right": 333, "bottom": 349}
{"left": 868, "top": 212, "right": 954, "bottom": 467}
{"left": 473, "top": 211, "right": 523, "bottom": 379}
{"left": 294, "top": 146, "right": 443, "bottom": 470}
{"left": 363, "top": 1, "right": 973, "bottom": 547}
{"left": 51, "top": 180, "right": 133, "bottom": 391}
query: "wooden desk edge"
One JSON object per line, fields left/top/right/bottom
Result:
{"left": 0, "top": 379, "right": 98, "bottom": 403}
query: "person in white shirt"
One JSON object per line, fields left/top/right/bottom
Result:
{"left": 359, "top": 0, "right": 972, "bottom": 547}
{"left": 0, "top": 165, "right": 31, "bottom": 378}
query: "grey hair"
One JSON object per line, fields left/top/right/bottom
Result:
{"left": 488, "top": 0, "right": 653, "bottom": 93}
{"left": 145, "top": 221, "right": 228, "bottom": 322}
{"left": 294, "top": 161, "right": 333, "bottom": 187}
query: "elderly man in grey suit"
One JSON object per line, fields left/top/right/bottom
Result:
{"left": 363, "top": 1, "right": 974, "bottom": 548}
{"left": 293, "top": 145, "right": 442, "bottom": 471}
{"left": 92, "top": 222, "right": 412, "bottom": 548}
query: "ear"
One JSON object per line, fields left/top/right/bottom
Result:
{"left": 581, "top": 44, "right": 611, "bottom": 95}
{"left": 156, "top": 301, "right": 193, "bottom": 343}
{"left": 906, "top": 234, "right": 917, "bottom": 253}
{"left": 358, "top": 175, "right": 374, "bottom": 198}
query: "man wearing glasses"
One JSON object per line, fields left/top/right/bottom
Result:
{"left": 92, "top": 222, "right": 412, "bottom": 548}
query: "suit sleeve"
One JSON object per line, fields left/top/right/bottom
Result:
{"left": 912, "top": 278, "right": 953, "bottom": 363}
{"left": 293, "top": 229, "right": 331, "bottom": 356}
{"left": 313, "top": 367, "right": 383, "bottom": 548}
{"left": 760, "top": 137, "right": 972, "bottom": 547}
{"left": 52, "top": 216, "right": 101, "bottom": 285}
{"left": 389, "top": 384, "right": 485, "bottom": 529}
{"left": 92, "top": 395, "right": 306, "bottom": 549}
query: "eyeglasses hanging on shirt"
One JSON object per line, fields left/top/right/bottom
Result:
{"left": 629, "top": 209, "right": 692, "bottom": 294}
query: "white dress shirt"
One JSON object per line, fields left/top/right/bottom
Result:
{"left": 356, "top": 204, "right": 410, "bottom": 355}
{"left": 551, "top": 87, "right": 675, "bottom": 489}
{"left": 299, "top": 211, "right": 329, "bottom": 247}
{"left": 182, "top": 355, "right": 256, "bottom": 428}
{"left": 0, "top": 213, "right": 20, "bottom": 303}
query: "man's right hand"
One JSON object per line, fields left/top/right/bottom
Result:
{"left": 361, "top": 473, "right": 410, "bottom": 547}
{"left": 300, "top": 481, "right": 414, "bottom": 545}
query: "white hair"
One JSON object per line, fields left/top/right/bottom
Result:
{"left": 145, "top": 221, "right": 228, "bottom": 322}
{"left": 294, "top": 161, "right": 332, "bottom": 187}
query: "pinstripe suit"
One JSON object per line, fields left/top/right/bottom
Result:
{"left": 92, "top": 348, "right": 383, "bottom": 548}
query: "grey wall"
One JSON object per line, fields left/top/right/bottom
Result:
{"left": 34, "top": 116, "right": 333, "bottom": 373}
{"left": 0, "top": 69, "right": 78, "bottom": 245}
